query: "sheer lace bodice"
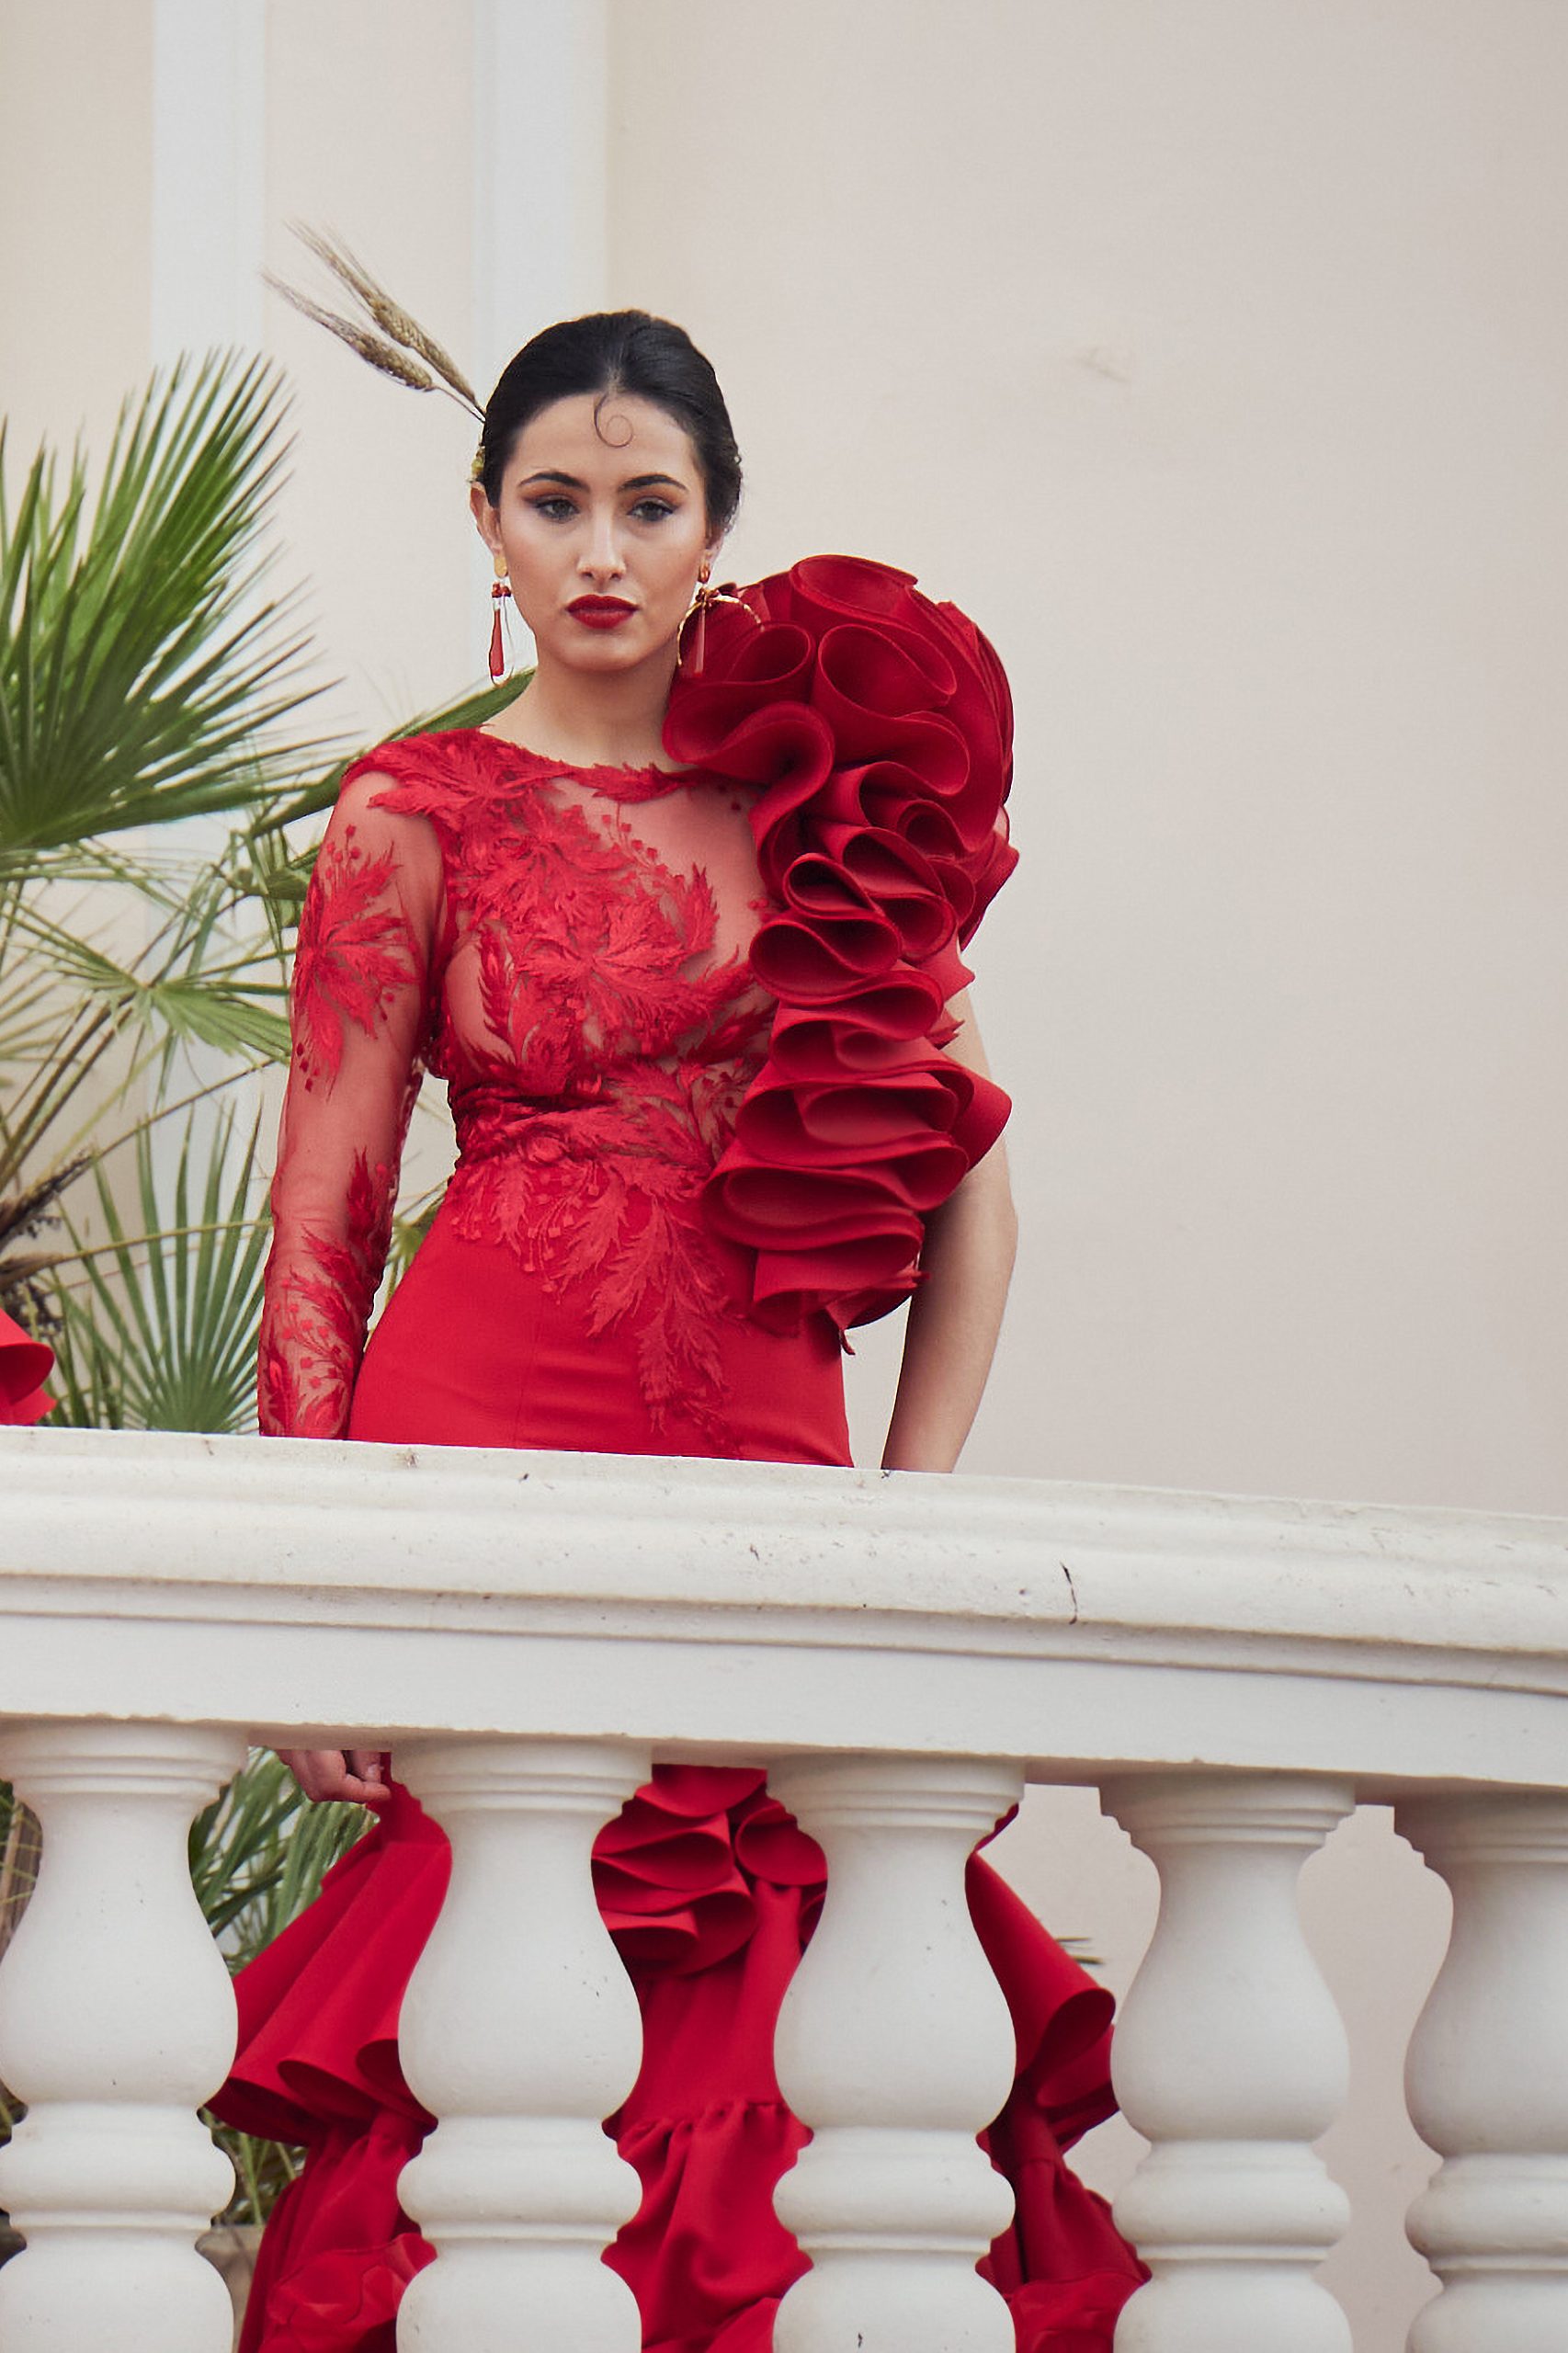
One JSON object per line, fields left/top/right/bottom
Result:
{"left": 256, "top": 730, "right": 776, "bottom": 1442}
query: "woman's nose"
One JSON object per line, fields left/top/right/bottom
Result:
{"left": 580, "top": 512, "right": 625, "bottom": 583}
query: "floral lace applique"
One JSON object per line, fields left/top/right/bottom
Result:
{"left": 290, "top": 825, "right": 426, "bottom": 1087}
{"left": 259, "top": 1148, "right": 403, "bottom": 1438}
{"left": 256, "top": 776, "right": 434, "bottom": 1440}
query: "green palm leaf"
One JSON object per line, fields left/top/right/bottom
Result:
{"left": 0, "top": 352, "right": 329, "bottom": 865}
{"left": 256, "top": 666, "right": 528, "bottom": 838}
{"left": 49, "top": 1102, "right": 272, "bottom": 1433}
{"left": 19, "top": 915, "right": 290, "bottom": 1065}
{"left": 190, "top": 1749, "right": 368, "bottom": 1956}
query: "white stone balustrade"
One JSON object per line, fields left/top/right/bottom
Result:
{"left": 770, "top": 1755, "right": 1022, "bottom": 2353}
{"left": 0, "top": 1720, "right": 245, "bottom": 2353}
{"left": 1397, "top": 1793, "right": 1568, "bottom": 2353}
{"left": 1104, "top": 1772, "right": 1354, "bottom": 2351}
{"left": 0, "top": 1425, "right": 1566, "bottom": 2353}
{"left": 395, "top": 1736, "right": 650, "bottom": 2352}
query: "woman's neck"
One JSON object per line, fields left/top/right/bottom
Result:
{"left": 491, "top": 652, "right": 680, "bottom": 770}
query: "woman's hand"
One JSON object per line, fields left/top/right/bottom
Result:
{"left": 278, "top": 1748, "right": 392, "bottom": 1808}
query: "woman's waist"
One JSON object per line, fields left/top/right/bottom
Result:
{"left": 449, "top": 1085, "right": 727, "bottom": 1174}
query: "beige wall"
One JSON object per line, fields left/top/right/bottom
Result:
{"left": 608, "top": 0, "right": 1568, "bottom": 1521}
{"left": 263, "top": 0, "right": 478, "bottom": 740}
{"left": 0, "top": 0, "right": 154, "bottom": 456}
{"left": 5, "top": 6, "right": 1566, "bottom": 2345}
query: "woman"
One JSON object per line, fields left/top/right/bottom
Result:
{"left": 213, "top": 311, "right": 1144, "bottom": 2350}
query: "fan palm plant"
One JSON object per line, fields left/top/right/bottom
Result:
{"left": 0, "top": 350, "right": 324, "bottom": 858}
{"left": 0, "top": 348, "right": 326, "bottom": 1323}
{"left": 45, "top": 1103, "right": 272, "bottom": 1432}
{"left": 0, "top": 346, "right": 519, "bottom": 1326}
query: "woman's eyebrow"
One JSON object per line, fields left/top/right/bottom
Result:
{"left": 517, "top": 469, "right": 689, "bottom": 492}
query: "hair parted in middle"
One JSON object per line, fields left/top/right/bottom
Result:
{"left": 474, "top": 311, "right": 743, "bottom": 537}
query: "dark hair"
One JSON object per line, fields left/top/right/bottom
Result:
{"left": 476, "top": 310, "right": 742, "bottom": 534}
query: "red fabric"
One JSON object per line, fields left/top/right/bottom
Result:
{"left": 0, "top": 1307, "right": 53, "bottom": 1425}
{"left": 225, "top": 580, "right": 1144, "bottom": 2347}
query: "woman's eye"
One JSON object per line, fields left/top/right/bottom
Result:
{"left": 631, "top": 498, "right": 676, "bottom": 523}
{"left": 528, "top": 496, "right": 576, "bottom": 521}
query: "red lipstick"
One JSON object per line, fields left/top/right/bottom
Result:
{"left": 568, "top": 597, "right": 636, "bottom": 631}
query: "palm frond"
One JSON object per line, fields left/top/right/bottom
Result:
{"left": 6, "top": 867, "right": 292, "bottom": 1130}
{"left": 0, "top": 954, "right": 70, "bottom": 1068}
{"left": 0, "top": 352, "right": 333, "bottom": 862}
{"left": 20, "top": 916, "right": 287, "bottom": 1059}
{"left": 255, "top": 668, "right": 528, "bottom": 838}
{"left": 190, "top": 1748, "right": 367, "bottom": 1956}
{"left": 49, "top": 1103, "right": 271, "bottom": 1434}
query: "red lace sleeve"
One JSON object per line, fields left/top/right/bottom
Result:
{"left": 256, "top": 771, "right": 437, "bottom": 1439}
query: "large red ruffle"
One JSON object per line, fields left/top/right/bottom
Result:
{"left": 214, "top": 1772, "right": 1144, "bottom": 2353}
{"left": 664, "top": 556, "right": 1019, "bottom": 1334}
{"left": 0, "top": 1307, "right": 53, "bottom": 1425}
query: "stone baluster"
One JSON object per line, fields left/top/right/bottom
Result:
{"left": 767, "top": 1754, "right": 1023, "bottom": 2353}
{"left": 1102, "top": 1771, "right": 1355, "bottom": 2352}
{"left": 0, "top": 1720, "right": 244, "bottom": 2353}
{"left": 1397, "top": 1792, "right": 1568, "bottom": 2351}
{"left": 393, "top": 1736, "right": 651, "bottom": 2352}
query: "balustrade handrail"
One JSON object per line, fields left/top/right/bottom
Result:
{"left": 3, "top": 1424, "right": 1567, "bottom": 1794}
{"left": 6, "top": 1424, "right": 1568, "bottom": 2351}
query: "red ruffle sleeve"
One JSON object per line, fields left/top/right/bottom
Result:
{"left": 665, "top": 555, "right": 1019, "bottom": 1335}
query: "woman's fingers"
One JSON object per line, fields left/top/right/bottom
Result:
{"left": 277, "top": 1746, "right": 392, "bottom": 1808}
{"left": 347, "top": 1748, "right": 391, "bottom": 1804}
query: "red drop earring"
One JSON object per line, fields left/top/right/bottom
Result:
{"left": 488, "top": 552, "right": 511, "bottom": 682}
{"left": 682, "top": 555, "right": 753, "bottom": 676}
{"left": 687, "top": 557, "right": 714, "bottom": 676}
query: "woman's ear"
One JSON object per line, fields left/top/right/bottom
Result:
{"left": 470, "top": 481, "right": 501, "bottom": 553}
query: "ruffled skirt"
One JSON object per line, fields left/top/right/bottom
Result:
{"left": 212, "top": 1768, "right": 1144, "bottom": 2352}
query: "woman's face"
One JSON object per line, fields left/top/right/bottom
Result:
{"left": 472, "top": 392, "right": 716, "bottom": 679}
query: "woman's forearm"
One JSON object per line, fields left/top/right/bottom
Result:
{"left": 881, "top": 1138, "right": 1017, "bottom": 1472}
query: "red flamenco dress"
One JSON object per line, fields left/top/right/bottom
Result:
{"left": 211, "top": 558, "right": 1146, "bottom": 2349}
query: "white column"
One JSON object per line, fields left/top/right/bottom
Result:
{"left": 151, "top": 0, "right": 267, "bottom": 364}
{"left": 470, "top": 0, "right": 608, "bottom": 669}
{"left": 1398, "top": 1792, "right": 1568, "bottom": 2352}
{"left": 472, "top": 0, "right": 607, "bottom": 386}
{"left": 393, "top": 1736, "right": 650, "bottom": 2352}
{"left": 0, "top": 1721, "right": 244, "bottom": 2353}
{"left": 768, "top": 1754, "right": 1022, "bottom": 2353}
{"left": 1102, "top": 1771, "right": 1355, "bottom": 2352}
